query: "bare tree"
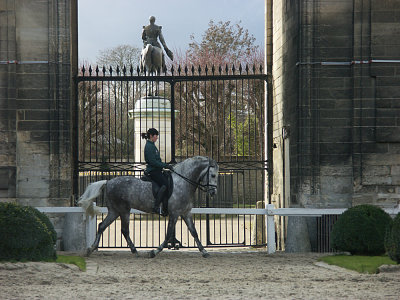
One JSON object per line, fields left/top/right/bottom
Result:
{"left": 170, "top": 21, "right": 264, "bottom": 160}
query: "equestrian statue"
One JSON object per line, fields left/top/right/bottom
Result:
{"left": 140, "top": 16, "right": 174, "bottom": 74}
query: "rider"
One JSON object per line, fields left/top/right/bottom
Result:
{"left": 142, "top": 16, "right": 173, "bottom": 68}
{"left": 142, "top": 128, "right": 172, "bottom": 216}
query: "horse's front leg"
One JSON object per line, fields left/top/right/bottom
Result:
{"left": 183, "top": 214, "right": 209, "bottom": 258}
{"left": 149, "top": 214, "right": 178, "bottom": 258}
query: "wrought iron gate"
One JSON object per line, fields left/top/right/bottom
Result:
{"left": 74, "top": 64, "right": 269, "bottom": 248}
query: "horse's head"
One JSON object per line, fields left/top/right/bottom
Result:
{"left": 199, "top": 158, "right": 219, "bottom": 197}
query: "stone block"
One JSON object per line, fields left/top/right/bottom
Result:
{"left": 363, "top": 165, "right": 391, "bottom": 177}
{"left": 63, "top": 213, "right": 88, "bottom": 252}
{"left": 362, "top": 176, "right": 392, "bottom": 185}
{"left": 17, "top": 88, "right": 49, "bottom": 100}
{"left": 376, "top": 127, "right": 400, "bottom": 142}
{"left": 285, "top": 216, "right": 311, "bottom": 253}
{"left": 17, "top": 99, "right": 52, "bottom": 110}
{"left": 16, "top": 74, "right": 49, "bottom": 89}
{"left": 0, "top": 167, "right": 9, "bottom": 189}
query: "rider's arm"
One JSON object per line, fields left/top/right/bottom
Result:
{"left": 142, "top": 26, "right": 147, "bottom": 43}
{"left": 145, "top": 144, "right": 167, "bottom": 169}
{"left": 158, "top": 27, "right": 168, "bottom": 50}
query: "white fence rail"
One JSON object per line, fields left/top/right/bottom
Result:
{"left": 36, "top": 205, "right": 400, "bottom": 253}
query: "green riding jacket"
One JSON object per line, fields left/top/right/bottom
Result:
{"left": 144, "top": 140, "right": 167, "bottom": 173}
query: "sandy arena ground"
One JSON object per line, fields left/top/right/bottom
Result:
{"left": 0, "top": 249, "right": 399, "bottom": 300}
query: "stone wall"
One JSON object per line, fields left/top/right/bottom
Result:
{"left": 0, "top": 1, "right": 74, "bottom": 206}
{"left": 268, "top": 0, "right": 400, "bottom": 249}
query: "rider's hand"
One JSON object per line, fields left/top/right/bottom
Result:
{"left": 165, "top": 164, "right": 173, "bottom": 170}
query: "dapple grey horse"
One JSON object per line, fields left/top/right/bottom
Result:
{"left": 78, "top": 156, "right": 218, "bottom": 258}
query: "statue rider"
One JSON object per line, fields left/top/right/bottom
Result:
{"left": 142, "top": 16, "right": 174, "bottom": 68}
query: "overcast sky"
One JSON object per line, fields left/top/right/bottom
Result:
{"left": 78, "top": 0, "right": 265, "bottom": 64}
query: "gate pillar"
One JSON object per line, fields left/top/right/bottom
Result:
{"left": 129, "top": 96, "right": 178, "bottom": 163}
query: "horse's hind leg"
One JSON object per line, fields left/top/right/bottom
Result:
{"left": 183, "top": 214, "right": 209, "bottom": 258}
{"left": 149, "top": 214, "right": 178, "bottom": 258}
{"left": 86, "top": 210, "right": 118, "bottom": 256}
{"left": 120, "top": 212, "right": 138, "bottom": 256}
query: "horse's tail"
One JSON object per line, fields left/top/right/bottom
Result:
{"left": 78, "top": 180, "right": 107, "bottom": 217}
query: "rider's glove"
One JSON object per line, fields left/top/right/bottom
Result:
{"left": 164, "top": 164, "right": 173, "bottom": 170}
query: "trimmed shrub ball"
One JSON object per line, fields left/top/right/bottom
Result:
{"left": 385, "top": 213, "right": 400, "bottom": 263}
{"left": 331, "top": 204, "right": 392, "bottom": 255}
{"left": 0, "top": 202, "right": 57, "bottom": 261}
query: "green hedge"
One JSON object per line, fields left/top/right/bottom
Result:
{"left": 0, "top": 203, "right": 57, "bottom": 261}
{"left": 331, "top": 204, "right": 392, "bottom": 255}
{"left": 385, "top": 213, "right": 400, "bottom": 263}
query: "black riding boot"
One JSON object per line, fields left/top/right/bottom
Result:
{"left": 152, "top": 186, "right": 167, "bottom": 215}
{"left": 161, "top": 197, "right": 169, "bottom": 217}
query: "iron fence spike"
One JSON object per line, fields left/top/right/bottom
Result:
{"left": 205, "top": 64, "right": 208, "bottom": 75}
{"left": 198, "top": 65, "right": 201, "bottom": 74}
{"left": 102, "top": 66, "right": 106, "bottom": 76}
{"left": 88, "top": 65, "right": 92, "bottom": 76}
{"left": 109, "top": 66, "right": 113, "bottom": 76}
{"left": 191, "top": 65, "right": 195, "bottom": 75}
{"left": 136, "top": 66, "right": 140, "bottom": 75}
{"left": 130, "top": 65, "right": 133, "bottom": 75}
{"left": 218, "top": 65, "right": 222, "bottom": 74}
{"left": 259, "top": 64, "right": 263, "bottom": 73}
{"left": 225, "top": 64, "right": 228, "bottom": 74}
{"left": 178, "top": 65, "right": 181, "bottom": 75}
{"left": 123, "top": 65, "right": 126, "bottom": 75}
{"left": 95, "top": 65, "right": 99, "bottom": 76}
{"left": 239, "top": 64, "right": 242, "bottom": 74}
{"left": 184, "top": 65, "right": 188, "bottom": 75}
{"left": 81, "top": 65, "right": 85, "bottom": 75}
{"left": 232, "top": 64, "right": 236, "bottom": 74}
{"left": 171, "top": 65, "right": 175, "bottom": 75}
{"left": 252, "top": 64, "right": 256, "bottom": 74}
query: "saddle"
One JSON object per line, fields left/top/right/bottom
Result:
{"left": 141, "top": 171, "right": 174, "bottom": 201}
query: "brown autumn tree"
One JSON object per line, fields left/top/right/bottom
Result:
{"left": 170, "top": 21, "right": 264, "bottom": 160}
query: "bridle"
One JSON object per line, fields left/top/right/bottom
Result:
{"left": 171, "top": 164, "right": 217, "bottom": 193}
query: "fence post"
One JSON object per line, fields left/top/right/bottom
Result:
{"left": 85, "top": 203, "right": 96, "bottom": 249}
{"left": 266, "top": 204, "right": 276, "bottom": 254}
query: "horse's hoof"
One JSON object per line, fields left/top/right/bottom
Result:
{"left": 131, "top": 249, "right": 139, "bottom": 257}
{"left": 149, "top": 250, "right": 156, "bottom": 258}
{"left": 202, "top": 252, "right": 210, "bottom": 258}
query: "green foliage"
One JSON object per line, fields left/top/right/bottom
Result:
{"left": 24, "top": 206, "right": 57, "bottom": 245}
{"left": 331, "top": 205, "right": 393, "bottom": 255}
{"left": 319, "top": 255, "right": 397, "bottom": 274}
{"left": 385, "top": 213, "right": 400, "bottom": 263}
{"left": 0, "top": 203, "right": 57, "bottom": 261}
{"left": 229, "top": 113, "right": 258, "bottom": 156}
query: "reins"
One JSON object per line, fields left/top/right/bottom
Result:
{"left": 170, "top": 165, "right": 217, "bottom": 193}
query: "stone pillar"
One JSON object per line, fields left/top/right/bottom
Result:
{"left": 0, "top": 1, "right": 74, "bottom": 206}
{"left": 129, "top": 96, "right": 177, "bottom": 163}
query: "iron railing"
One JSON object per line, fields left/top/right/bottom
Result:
{"left": 74, "top": 64, "right": 269, "bottom": 248}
